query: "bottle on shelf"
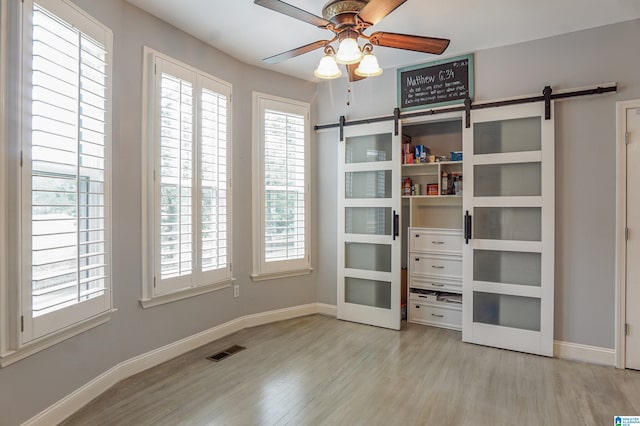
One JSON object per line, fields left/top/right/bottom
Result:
{"left": 455, "top": 175, "right": 463, "bottom": 195}
{"left": 403, "top": 177, "right": 412, "bottom": 195}
{"left": 441, "top": 171, "right": 448, "bottom": 195}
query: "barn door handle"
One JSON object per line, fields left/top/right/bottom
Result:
{"left": 464, "top": 210, "right": 472, "bottom": 244}
{"left": 392, "top": 210, "right": 399, "bottom": 240}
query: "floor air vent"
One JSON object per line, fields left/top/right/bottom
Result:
{"left": 207, "top": 345, "right": 246, "bottom": 362}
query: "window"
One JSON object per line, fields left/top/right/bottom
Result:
{"left": 2, "top": 0, "right": 113, "bottom": 355}
{"left": 252, "top": 93, "right": 311, "bottom": 280}
{"left": 142, "top": 49, "right": 232, "bottom": 306}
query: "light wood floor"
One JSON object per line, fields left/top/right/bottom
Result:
{"left": 62, "top": 315, "right": 640, "bottom": 425}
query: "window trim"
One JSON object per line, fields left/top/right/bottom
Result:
{"left": 0, "top": 0, "right": 115, "bottom": 365}
{"left": 0, "top": 0, "right": 9, "bottom": 358}
{"left": 22, "top": 0, "right": 114, "bottom": 343}
{"left": 140, "top": 47, "right": 233, "bottom": 307}
{"left": 0, "top": 309, "right": 113, "bottom": 367}
{"left": 251, "top": 92, "right": 312, "bottom": 281}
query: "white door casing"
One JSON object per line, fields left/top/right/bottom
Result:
{"left": 617, "top": 100, "right": 640, "bottom": 369}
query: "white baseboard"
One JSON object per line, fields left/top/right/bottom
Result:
{"left": 316, "top": 303, "right": 337, "bottom": 317}
{"left": 241, "top": 303, "right": 319, "bottom": 328}
{"left": 553, "top": 340, "right": 616, "bottom": 366}
{"left": 23, "top": 303, "right": 335, "bottom": 426}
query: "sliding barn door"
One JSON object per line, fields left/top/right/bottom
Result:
{"left": 337, "top": 121, "right": 401, "bottom": 330}
{"left": 462, "top": 102, "right": 554, "bottom": 356}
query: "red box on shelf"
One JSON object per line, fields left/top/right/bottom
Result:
{"left": 427, "top": 184, "right": 438, "bottom": 196}
{"left": 403, "top": 152, "right": 414, "bottom": 164}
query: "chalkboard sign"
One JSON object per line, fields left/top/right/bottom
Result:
{"left": 397, "top": 54, "right": 474, "bottom": 111}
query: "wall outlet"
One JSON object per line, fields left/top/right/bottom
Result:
{"left": 233, "top": 284, "right": 239, "bottom": 298}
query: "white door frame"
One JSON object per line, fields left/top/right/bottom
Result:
{"left": 615, "top": 99, "right": 640, "bottom": 369}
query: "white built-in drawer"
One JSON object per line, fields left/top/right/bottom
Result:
{"left": 409, "top": 276, "right": 462, "bottom": 293}
{"left": 410, "top": 291, "right": 438, "bottom": 303}
{"left": 409, "top": 228, "right": 462, "bottom": 255}
{"left": 409, "top": 302, "right": 462, "bottom": 330}
{"left": 411, "top": 254, "right": 462, "bottom": 279}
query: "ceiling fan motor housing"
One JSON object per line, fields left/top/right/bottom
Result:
{"left": 322, "top": 0, "right": 368, "bottom": 28}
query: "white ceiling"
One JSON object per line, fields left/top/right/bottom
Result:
{"left": 126, "top": 0, "right": 640, "bottom": 82}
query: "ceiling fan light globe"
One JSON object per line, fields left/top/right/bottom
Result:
{"left": 355, "top": 53, "right": 383, "bottom": 77}
{"left": 335, "top": 37, "right": 363, "bottom": 64}
{"left": 314, "top": 55, "right": 342, "bottom": 79}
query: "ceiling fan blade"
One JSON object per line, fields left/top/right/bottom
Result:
{"left": 357, "top": 0, "right": 407, "bottom": 26}
{"left": 368, "top": 32, "right": 450, "bottom": 55}
{"left": 254, "top": 0, "right": 332, "bottom": 28}
{"left": 346, "top": 63, "right": 367, "bottom": 82}
{"left": 263, "top": 40, "right": 331, "bottom": 64}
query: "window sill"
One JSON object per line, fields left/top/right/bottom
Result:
{"left": 139, "top": 279, "right": 233, "bottom": 309}
{"left": 0, "top": 308, "right": 116, "bottom": 368}
{"left": 250, "top": 267, "right": 314, "bottom": 282}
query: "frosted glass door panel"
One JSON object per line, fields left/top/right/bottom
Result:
{"left": 345, "top": 207, "right": 391, "bottom": 235}
{"left": 473, "top": 292, "right": 540, "bottom": 331}
{"left": 473, "top": 250, "right": 541, "bottom": 287}
{"left": 474, "top": 207, "right": 541, "bottom": 241}
{"left": 474, "top": 163, "right": 541, "bottom": 197}
{"left": 474, "top": 117, "right": 541, "bottom": 154}
{"left": 345, "top": 243, "right": 391, "bottom": 272}
{"left": 345, "top": 133, "right": 392, "bottom": 163}
{"left": 345, "top": 170, "right": 392, "bottom": 199}
{"left": 345, "top": 277, "right": 391, "bottom": 309}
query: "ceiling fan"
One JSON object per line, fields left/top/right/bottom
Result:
{"left": 254, "top": 0, "right": 450, "bottom": 81}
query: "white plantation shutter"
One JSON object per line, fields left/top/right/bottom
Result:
{"left": 22, "top": 1, "right": 112, "bottom": 342}
{"left": 253, "top": 94, "right": 310, "bottom": 278}
{"left": 264, "top": 109, "right": 306, "bottom": 261}
{"left": 158, "top": 72, "right": 194, "bottom": 282}
{"left": 200, "top": 87, "right": 228, "bottom": 272}
{"left": 153, "top": 57, "right": 231, "bottom": 296}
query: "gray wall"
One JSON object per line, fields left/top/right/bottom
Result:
{"left": 0, "top": 1, "right": 318, "bottom": 425}
{"left": 316, "top": 19, "right": 640, "bottom": 349}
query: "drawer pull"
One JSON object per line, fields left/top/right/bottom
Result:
{"left": 431, "top": 241, "right": 445, "bottom": 245}
{"left": 431, "top": 313, "right": 444, "bottom": 318}
{"left": 415, "top": 258, "right": 420, "bottom": 262}
{"left": 432, "top": 265, "right": 445, "bottom": 269}
{"left": 431, "top": 283, "right": 444, "bottom": 287}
